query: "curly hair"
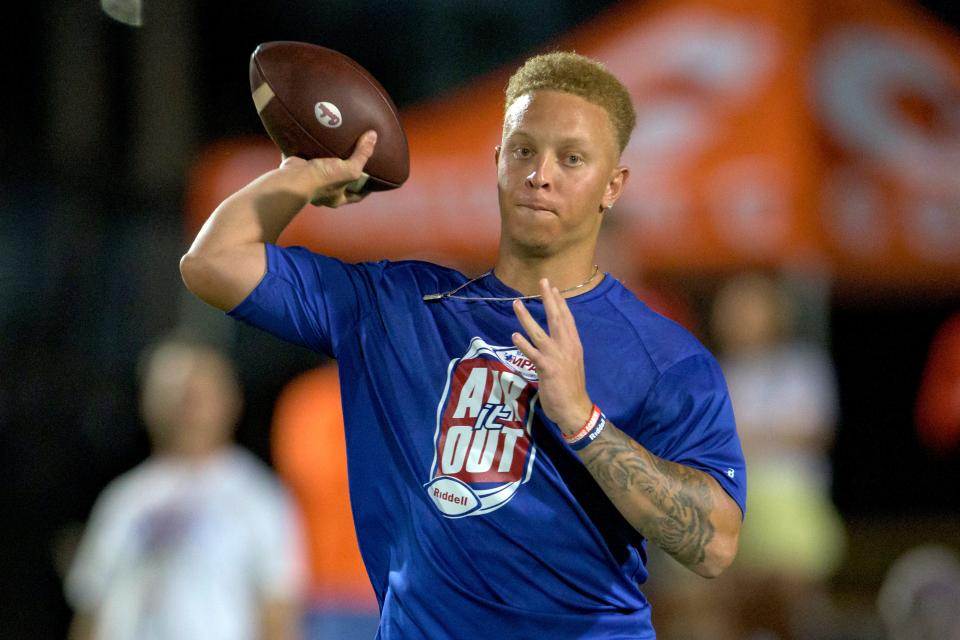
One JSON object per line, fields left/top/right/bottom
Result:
{"left": 505, "top": 51, "right": 636, "bottom": 154}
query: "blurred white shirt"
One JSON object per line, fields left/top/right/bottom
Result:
{"left": 722, "top": 342, "right": 839, "bottom": 487}
{"left": 66, "top": 446, "right": 305, "bottom": 640}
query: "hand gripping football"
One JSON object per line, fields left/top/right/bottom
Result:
{"left": 250, "top": 41, "right": 409, "bottom": 191}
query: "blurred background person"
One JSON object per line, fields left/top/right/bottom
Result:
{"left": 710, "top": 272, "right": 846, "bottom": 639}
{"left": 877, "top": 544, "right": 960, "bottom": 640}
{"left": 64, "top": 338, "right": 305, "bottom": 640}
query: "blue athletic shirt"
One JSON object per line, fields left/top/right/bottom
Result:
{"left": 229, "top": 243, "right": 747, "bottom": 639}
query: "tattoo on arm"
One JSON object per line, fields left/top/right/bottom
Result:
{"left": 579, "top": 422, "right": 716, "bottom": 567}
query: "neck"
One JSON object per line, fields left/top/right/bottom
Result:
{"left": 493, "top": 249, "right": 601, "bottom": 298}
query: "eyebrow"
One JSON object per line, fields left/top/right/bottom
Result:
{"left": 506, "top": 130, "right": 592, "bottom": 147}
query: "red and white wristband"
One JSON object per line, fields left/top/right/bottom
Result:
{"left": 563, "top": 404, "right": 607, "bottom": 451}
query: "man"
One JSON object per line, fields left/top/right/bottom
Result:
{"left": 181, "top": 52, "right": 745, "bottom": 638}
{"left": 65, "top": 339, "right": 304, "bottom": 640}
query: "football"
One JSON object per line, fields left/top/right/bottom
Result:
{"left": 249, "top": 41, "right": 409, "bottom": 191}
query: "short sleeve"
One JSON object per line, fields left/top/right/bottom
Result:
{"left": 228, "top": 244, "right": 386, "bottom": 357}
{"left": 637, "top": 354, "right": 747, "bottom": 516}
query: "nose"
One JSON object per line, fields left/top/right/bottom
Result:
{"left": 525, "top": 157, "right": 552, "bottom": 189}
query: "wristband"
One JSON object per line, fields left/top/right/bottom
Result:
{"left": 563, "top": 405, "right": 607, "bottom": 451}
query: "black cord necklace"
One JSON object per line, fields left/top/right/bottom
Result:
{"left": 422, "top": 265, "right": 600, "bottom": 302}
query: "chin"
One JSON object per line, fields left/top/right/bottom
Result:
{"left": 505, "top": 234, "right": 555, "bottom": 258}
{"left": 500, "top": 211, "right": 565, "bottom": 257}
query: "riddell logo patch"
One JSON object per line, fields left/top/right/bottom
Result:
{"left": 425, "top": 337, "right": 539, "bottom": 518}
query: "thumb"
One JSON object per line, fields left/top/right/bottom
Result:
{"left": 348, "top": 130, "right": 378, "bottom": 170}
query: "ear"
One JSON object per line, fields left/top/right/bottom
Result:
{"left": 602, "top": 165, "right": 629, "bottom": 209}
{"left": 494, "top": 145, "right": 501, "bottom": 166}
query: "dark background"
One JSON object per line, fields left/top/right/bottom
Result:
{"left": 2, "top": 1, "right": 960, "bottom": 637}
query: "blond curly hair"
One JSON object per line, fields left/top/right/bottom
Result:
{"left": 505, "top": 51, "right": 636, "bottom": 154}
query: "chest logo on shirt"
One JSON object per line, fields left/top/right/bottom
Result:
{"left": 425, "top": 337, "right": 539, "bottom": 518}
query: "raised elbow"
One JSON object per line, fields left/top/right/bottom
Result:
{"left": 695, "top": 530, "right": 739, "bottom": 578}
{"left": 178, "top": 245, "right": 264, "bottom": 311}
{"left": 179, "top": 249, "right": 206, "bottom": 295}
{"left": 179, "top": 249, "right": 225, "bottom": 307}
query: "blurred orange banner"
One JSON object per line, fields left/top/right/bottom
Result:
{"left": 186, "top": 0, "right": 960, "bottom": 286}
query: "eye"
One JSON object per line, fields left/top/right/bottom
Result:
{"left": 512, "top": 146, "right": 533, "bottom": 159}
{"left": 563, "top": 153, "right": 584, "bottom": 166}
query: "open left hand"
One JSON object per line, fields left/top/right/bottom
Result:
{"left": 512, "top": 278, "right": 594, "bottom": 435}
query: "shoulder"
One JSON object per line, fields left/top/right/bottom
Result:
{"left": 355, "top": 258, "right": 472, "bottom": 303}
{"left": 586, "top": 278, "right": 714, "bottom": 375}
{"left": 219, "top": 448, "right": 298, "bottom": 517}
{"left": 86, "top": 461, "right": 159, "bottom": 521}
{"left": 378, "top": 259, "right": 469, "bottom": 288}
{"left": 218, "top": 449, "right": 299, "bottom": 529}
{"left": 268, "top": 246, "right": 466, "bottom": 291}
{"left": 220, "top": 447, "right": 283, "bottom": 490}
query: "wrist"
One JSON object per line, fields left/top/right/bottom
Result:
{"left": 562, "top": 405, "right": 608, "bottom": 451}
{"left": 556, "top": 400, "right": 596, "bottom": 436}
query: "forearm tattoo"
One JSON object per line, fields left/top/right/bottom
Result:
{"left": 579, "top": 421, "right": 716, "bottom": 567}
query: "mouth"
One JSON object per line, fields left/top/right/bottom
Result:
{"left": 516, "top": 202, "right": 557, "bottom": 215}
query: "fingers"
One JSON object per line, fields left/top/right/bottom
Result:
{"left": 539, "top": 279, "right": 566, "bottom": 340}
{"left": 537, "top": 278, "right": 580, "bottom": 343}
{"left": 300, "top": 130, "right": 378, "bottom": 207}
{"left": 326, "top": 130, "right": 377, "bottom": 191}
{"left": 512, "top": 298, "right": 549, "bottom": 346}
{"left": 512, "top": 278, "right": 583, "bottom": 361}
{"left": 513, "top": 279, "right": 579, "bottom": 343}
{"left": 511, "top": 330, "right": 541, "bottom": 363}
{"left": 345, "top": 172, "right": 370, "bottom": 194}
{"left": 348, "top": 130, "right": 378, "bottom": 171}
{"left": 343, "top": 190, "right": 369, "bottom": 205}
{"left": 316, "top": 190, "right": 368, "bottom": 208}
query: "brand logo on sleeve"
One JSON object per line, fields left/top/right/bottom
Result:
{"left": 425, "top": 337, "right": 539, "bottom": 518}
